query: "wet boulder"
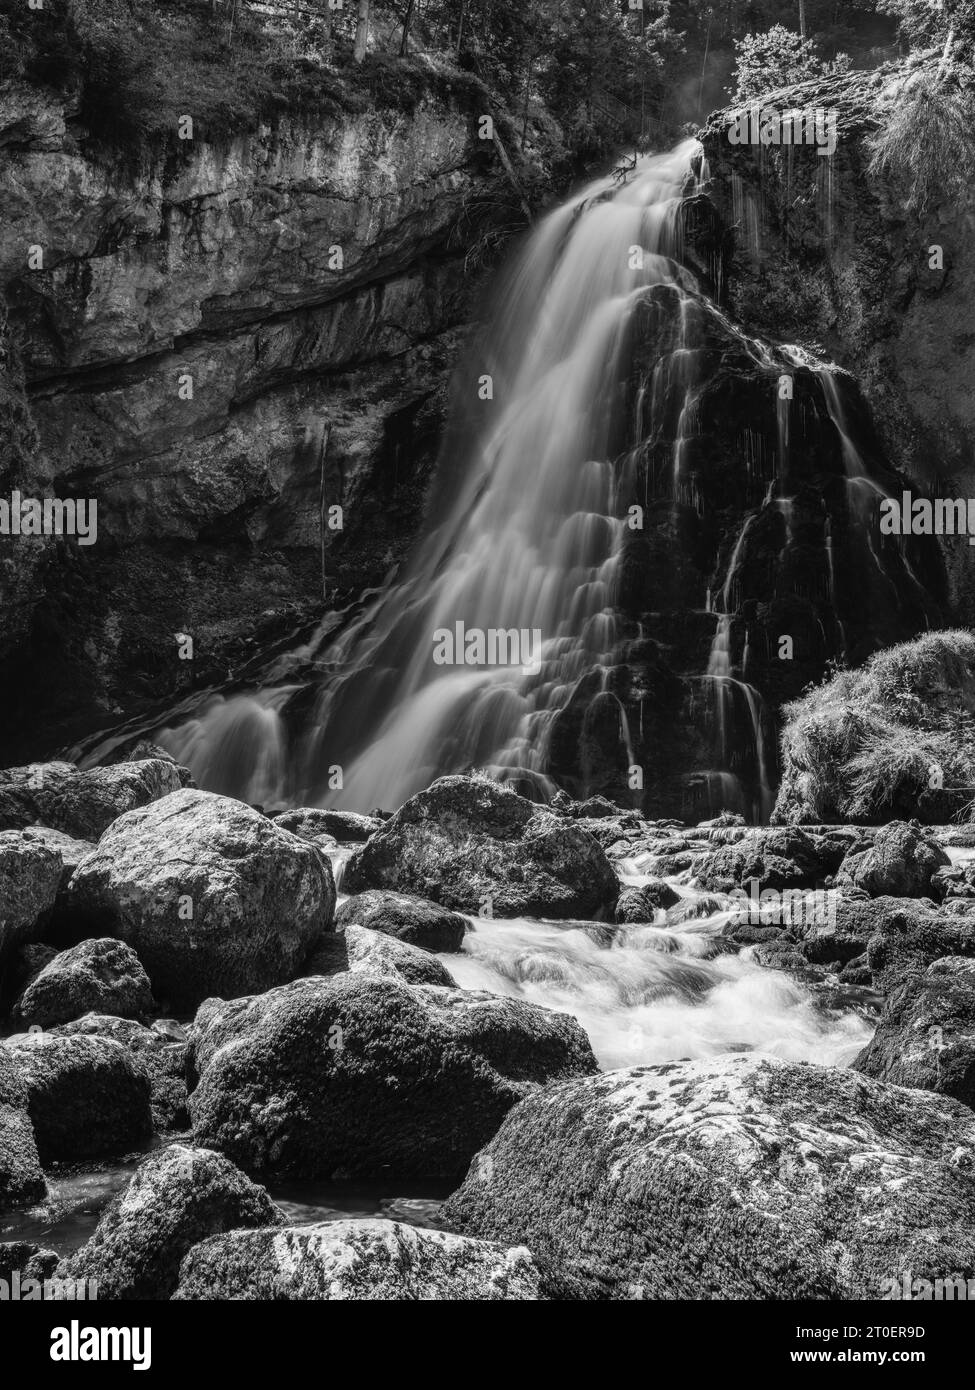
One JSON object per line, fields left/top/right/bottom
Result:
{"left": 836, "top": 821, "right": 950, "bottom": 900}
{"left": 189, "top": 973, "right": 597, "bottom": 1180}
{"left": 173, "top": 1219, "right": 548, "bottom": 1301}
{"left": 303, "top": 925, "right": 458, "bottom": 988}
{"left": 15, "top": 938, "right": 154, "bottom": 1029}
{"left": 59, "top": 1143, "right": 281, "bottom": 1300}
{"left": 66, "top": 789, "right": 334, "bottom": 1011}
{"left": 336, "top": 889, "right": 467, "bottom": 952}
{"left": 0, "top": 1044, "right": 45, "bottom": 1211}
{"left": 445, "top": 1053, "right": 975, "bottom": 1299}
{"left": 0, "top": 830, "right": 64, "bottom": 964}
{"left": 273, "top": 808, "right": 381, "bottom": 844}
{"left": 7, "top": 1032, "right": 151, "bottom": 1163}
{"left": 343, "top": 776, "right": 619, "bottom": 920}
{"left": 614, "top": 882, "right": 680, "bottom": 922}
{"left": 854, "top": 957, "right": 975, "bottom": 1109}
{"left": 50, "top": 1013, "right": 190, "bottom": 1132}
{"left": 0, "top": 758, "right": 191, "bottom": 840}
{"left": 693, "top": 827, "right": 826, "bottom": 894}
{"left": 865, "top": 903, "right": 975, "bottom": 991}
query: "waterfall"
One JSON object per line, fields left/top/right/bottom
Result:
{"left": 133, "top": 139, "right": 944, "bottom": 819}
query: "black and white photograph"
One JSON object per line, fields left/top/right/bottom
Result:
{"left": 0, "top": 0, "right": 974, "bottom": 1354}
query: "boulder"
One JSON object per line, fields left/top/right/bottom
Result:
{"left": 0, "top": 1241, "right": 59, "bottom": 1283}
{"left": 0, "top": 830, "right": 63, "bottom": 964}
{"left": 58, "top": 1143, "right": 281, "bottom": 1300}
{"left": 0, "top": 1044, "right": 45, "bottom": 1211}
{"left": 694, "top": 827, "right": 826, "bottom": 894}
{"left": 7, "top": 1032, "right": 151, "bottom": 1163}
{"left": 15, "top": 938, "right": 154, "bottom": 1029}
{"left": 837, "top": 822, "right": 950, "bottom": 900}
{"left": 445, "top": 1054, "right": 975, "bottom": 1299}
{"left": 304, "top": 926, "right": 458, "bottom": 988}
{"left": 854, "top": 957, "right": 975, "bottom": 1109}
{"left": 66, "top": 789, "right": 334, "bottom": 1011}
{"left": 0, "top": 758, "right": 191, "bottom": 840}
{"left": 343, "top": 775, "right": 619, "bottom": 920}
{"left": 273, "top": 808, "right": 381, "bottom": 844}
{"left": 614, "top": 882, "right": 680, "bottom": 922}
{"left": 50, "top": 1013, "right": 189, "bottom": 1132}
{"left": 189, "top": 973, "right": 597, "bottom": 1180}
{"left": 173, "top": 1219, "right": 547, "bottom": 1301}
{"left": 865, "top": 903, "right": 975, "bottom": 992}
{"left": 335, "top": 890, "right": 467, "bottom": 952}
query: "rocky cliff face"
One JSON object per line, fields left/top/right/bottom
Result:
{"left": 700, "top": 57, "right": 975, "bottom": 617}
{"left": 0, "top": 73, "right": 513, "bottom": 759}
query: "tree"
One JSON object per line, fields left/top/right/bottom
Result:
{"left": 733, "top": 23, "right": 847, "bottom": 100}
{"left": 399, "top": 0, "right": 417, "bottom": 55}
{"left": 353, "top": 0, "right": 370, "bottom": 63}
{"left": 878, "top": 0, "right": 975, "bottom": 45}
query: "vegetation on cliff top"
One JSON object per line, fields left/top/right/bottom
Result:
{"left": 775, "top": 631, "right": 975, "bottom": 825}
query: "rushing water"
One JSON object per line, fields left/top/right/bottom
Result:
{"left": 2, "top": 851, "right": 873, "bottom": 1255}
{"left": 157, "top": 141, "right": 780, "bottom": 813}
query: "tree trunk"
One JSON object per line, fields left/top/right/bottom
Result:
{"left": 400, "top": 0, "right": 417, "bottom": 55}
{"left": 354, "top": 0, "right": 370, "bottom": 63}
{"left": 938, "top": 24, "right": 956, "bottom": 81}
{"left": 456, "top": 0, "right": 467, "bottom": 57}
{"left": 798, "top": 0, "right": 807, "bottom": 37}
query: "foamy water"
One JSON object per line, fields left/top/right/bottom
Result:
{"left": 332, "top": 852, "right": 873, "bottom": 1072}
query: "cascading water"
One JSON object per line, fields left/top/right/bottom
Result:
{"left": 120, "top": 139, "right": 944, "bottom": 822}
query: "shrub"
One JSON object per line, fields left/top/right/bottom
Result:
{"left": 774, "top": 630, "right": 975, "bottom": 824}
{"left": 867, "top": 74, "right": 975, "bottom": 214}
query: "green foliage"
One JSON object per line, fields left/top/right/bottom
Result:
{"left": 733, "top": 23, "right": 849, "bottom": 101}
{"left": 779, "top": 630, "right": 975, "bottom": 823}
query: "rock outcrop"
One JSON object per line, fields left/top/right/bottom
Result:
{"left": 343, "top": 776, "right": 620, "bottom": 920}
{"left": 188, "top": 972, "right": 597, "bottom": 1180}
{"left": 445, "top": 1053, "right": 975, "bottom": 1299}
{"left": 66, "top": 788, "right": 334, "bottom": 1010}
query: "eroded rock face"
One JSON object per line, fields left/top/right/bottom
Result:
{"left": 173, "top": 1219, "right": 548, "bottom": 1301}
{"left": 15, "top": 938, "right": 154, "bottom": 1029}
{"left": 444, "top": 1053, "right": 975, "bottom": 1299}
{"left": 336, "top": 889, "right": 468, "bottom": 952}
{"left": 0, "top": 1044, "right": 45, "bottom": 1212}
{"left": 0, "top": 759, "right": 191, "bottom": 840}
{"left": 66, "top": 789, "right": 334, "bottom": 1010}
{"left": 0, "top": 80, "right": 513, "bottom": 760}
{"left": 188, "top": 972, "right": 597, "bottom": 1180}
{"left": 343, "top": 776, "right": 620, "bottom": 920}
{"left": 701, "top": 59, "right": 975, "bottom": 620}
{"left": 0, "top": 829, "right": 63, "bottom": 964}
{"left": 6, "top": 1032, "right": 151, "bottom": 1163}
{"left": 837, "top": 822, "right": 950, "bottom": 899}
{"left": 855, "top": 957, "right": 975, "bottom": 1109}
{"left": 58, "top": 1143, "right": 281, "bottom": 1300}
